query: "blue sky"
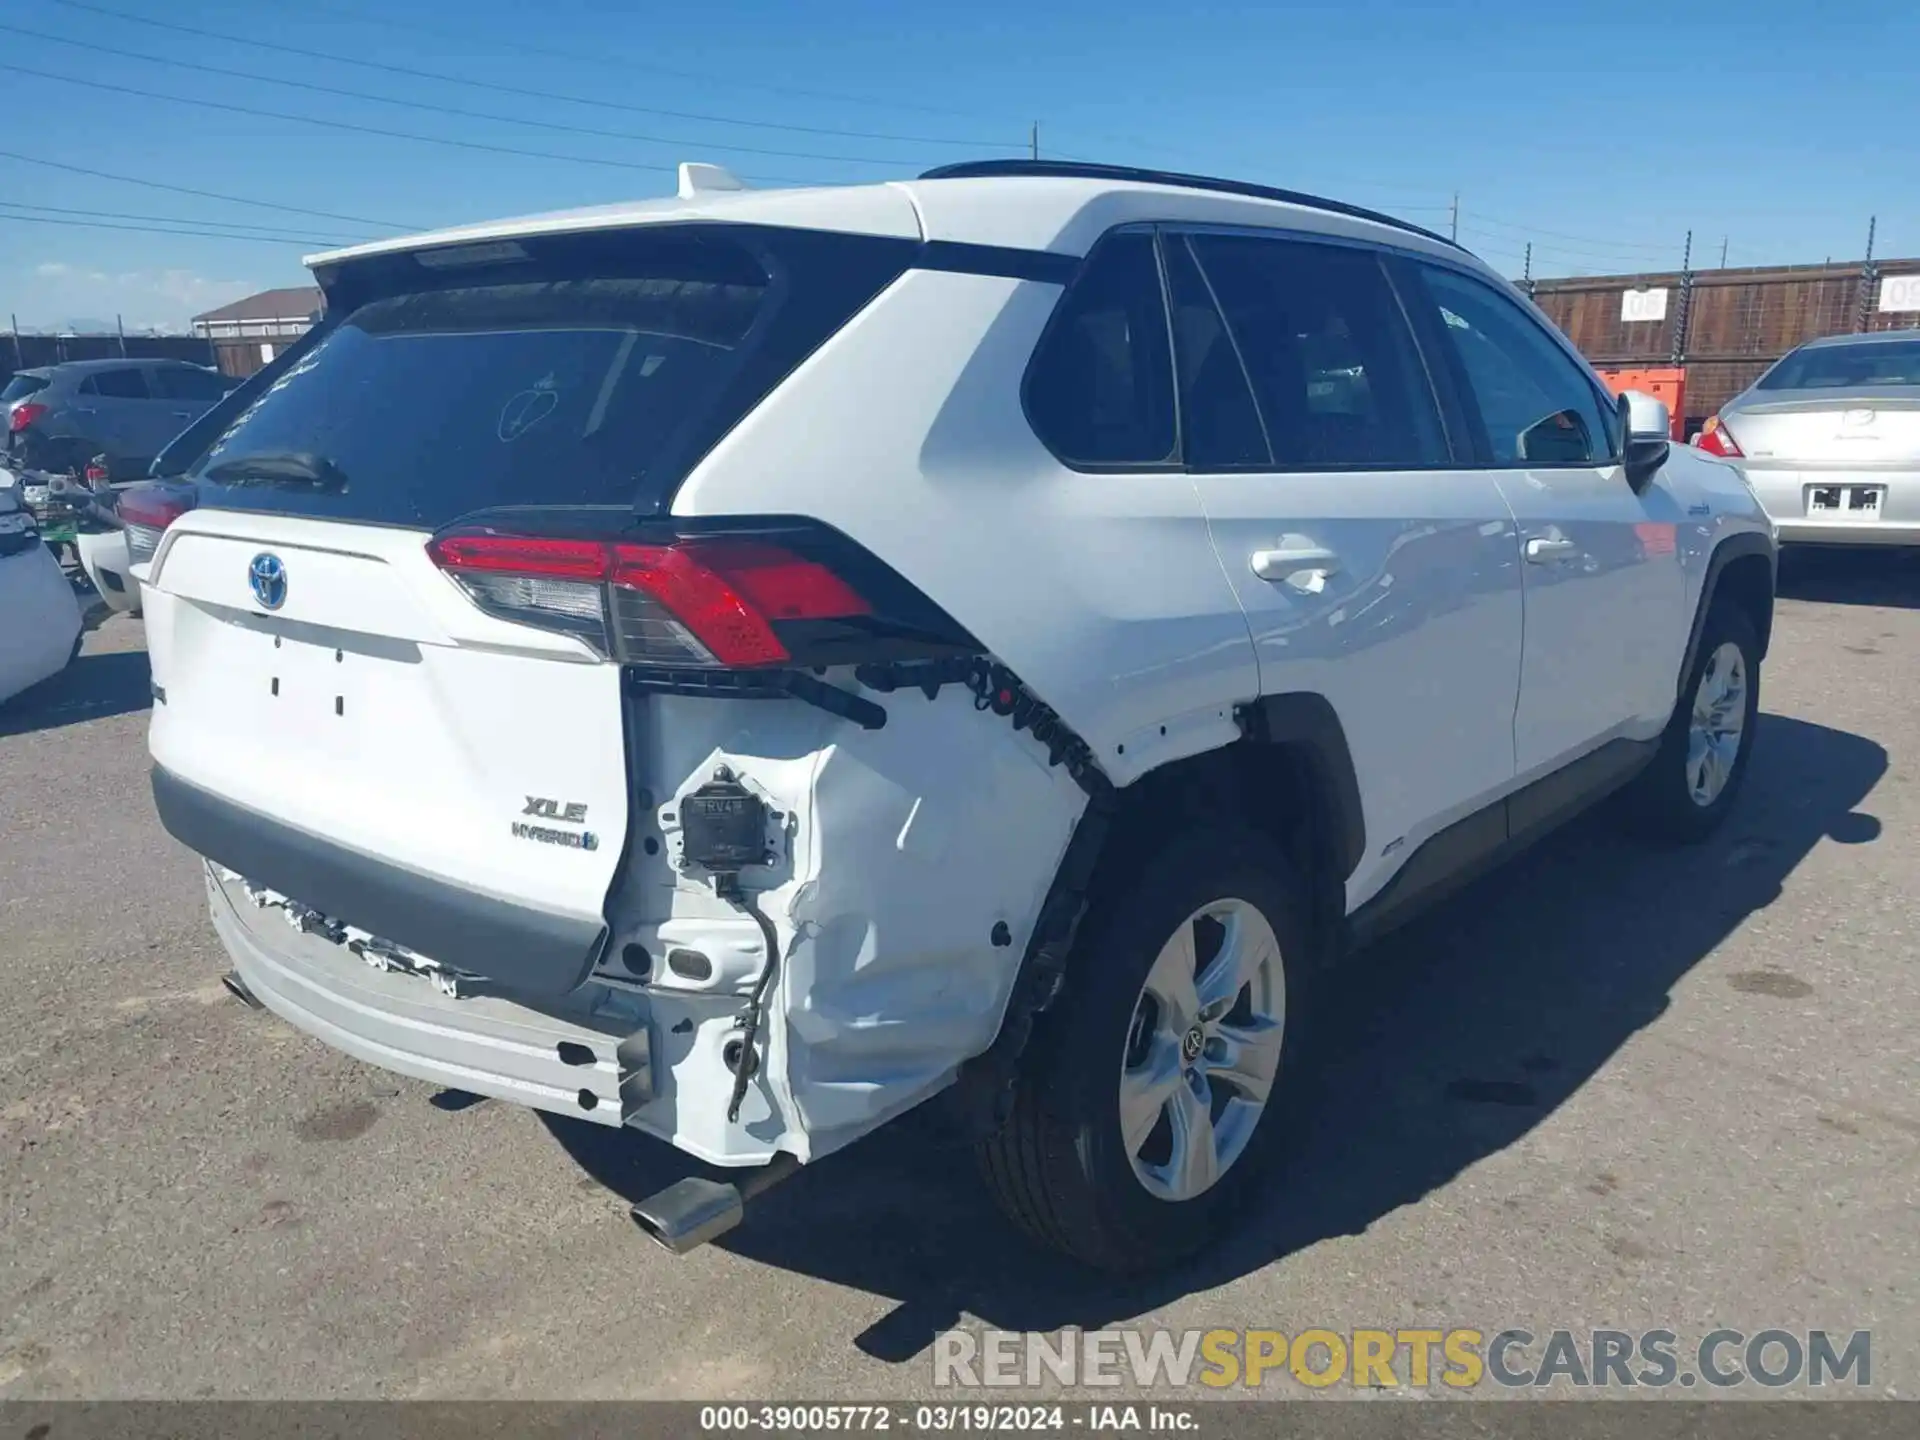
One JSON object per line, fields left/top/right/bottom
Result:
{"left": 2, "top": 0, "right": 1913, "bottom": 330}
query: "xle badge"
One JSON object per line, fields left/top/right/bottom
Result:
{"left": 513, "top": 796, "right": 597, "bottom": 851}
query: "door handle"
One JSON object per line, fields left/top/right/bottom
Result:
{"left": 1524, "top": 536, "right": 1577, "bottom": 563}
{"left": 170, "top": 411, "right": 193, "bottom": 419}
{"left": 1250, "top": 545, "right": 1342, "bottom": 584}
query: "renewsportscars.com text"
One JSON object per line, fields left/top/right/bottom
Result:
{"left": 933, "top": 1327, "right": 1872, "bottom": 1391}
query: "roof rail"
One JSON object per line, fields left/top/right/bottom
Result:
{"left": 917, "top": 159, "right": 1463, "bottom": 252}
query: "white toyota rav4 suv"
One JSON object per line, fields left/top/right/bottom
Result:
{"left": 135, "top": 160, "right": 1776, "bottom": 1272}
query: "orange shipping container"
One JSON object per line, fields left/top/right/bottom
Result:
{"left": 1594, "top": 367, "right": 1686, "bottom": 439}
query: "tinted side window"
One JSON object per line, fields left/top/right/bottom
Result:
{"left": 1025, "top": 231, "right": 1177, "bottom": 467}
{"left": 1187, "top": 235, "right": 1448, "bottom": 470}
{"left": 1416, "top": 265, "right": 1613, "bottom": 465}
{"left": 81, "top": 368, "right": 150, "bottom": 400}
{"left": 1164, "top": 235, "right": 1269, "bottom": 469}
{"left": 150, "top": 367, "right": 232, "bottom": 401}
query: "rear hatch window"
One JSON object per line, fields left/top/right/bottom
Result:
{"left": 1760, "top": 339, "right": 1920, "bottom": 390}
{"left": 3, "top": 374, "right": 50, "bottom": 403}
{"left": 182, "top": 225, "right": 916, "bottom": 526}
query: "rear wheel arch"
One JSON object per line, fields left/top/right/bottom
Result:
{"left": 1235, "top": 692, "right": 1367, "bottom": 881}
{"left": 947, "top": 694, "right": 1364, "bottom": 1137}
{"left": 1085, "top": 703, "right": 1364, "bottom": 927}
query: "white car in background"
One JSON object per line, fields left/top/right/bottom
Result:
{"left": 0, "top": 480, "right": 83, "bottom": 706}
{"left": 74, "top": 487, "right": 144, "bottom": 614}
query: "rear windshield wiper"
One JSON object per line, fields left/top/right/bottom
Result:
{"left": 202, "top": 451, "right": 348, "bottom": 490}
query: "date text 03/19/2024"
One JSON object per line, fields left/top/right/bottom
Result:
{"left": 698, "top": 1405, "right": 1199, "bottom": 1432}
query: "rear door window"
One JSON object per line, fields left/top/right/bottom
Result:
{"left": 149, "top": 367, "right": 234, "bottom": 402}
{"left": 1186, "top": 234, "right": 1449, "bottom": 470}
{"left": 1024, "top": 230, "right": 1178, "bottom": 468}
{"left": 81, "top": 368, "right": 150, "bottom": 400}
{"left": 181, "top": 226, "right": 915, "bottom": 525}
{"left": 1163, "top": 235, "right": 1269, "bottom": 469}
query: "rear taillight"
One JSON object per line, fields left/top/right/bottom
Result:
{"left": 427, "top": 532, "right": 873, "bottom": 668}
{"left": 119, "top": 483, "right": 196, "bottom": 566}
{"left": 1697, "top": 415, "right": 1743, "bottom": 458}
{"left": 9, "top": 402, "right": 46, "bottom": 433}
{"left": 84, "top": 458, "right": 110, "bottom": 486}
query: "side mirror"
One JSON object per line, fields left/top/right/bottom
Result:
{"left": 1619, "top": 390, "right": 1670, "bottom": 491}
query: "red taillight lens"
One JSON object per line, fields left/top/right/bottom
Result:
{"left": 427, "top": 532, "right": 872, "bottom": 669}
{"left": 9, "top": 401, "right": 46, "bottom": 433}
{"left": 118, "top": 485, "right": 195, "bottom": 530}
{"left": 118, "top": 483, "right": 196, "bottom": 565}
{"left": 1697, "top": 415, "right": 1743, "bottom": 458}
{"left": 84, "top": 460, "right": 109, "bottom": 486}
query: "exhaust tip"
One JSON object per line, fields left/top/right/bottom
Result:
{"left": 629, "top": 1177, "right": 745, "bottom": 1255}
{"left": 221, "top": 969, "right": 265, "bottom": 1010}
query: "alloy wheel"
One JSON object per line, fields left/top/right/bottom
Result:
{"left": 1118, "top": 899, "right": 1285, "bottom": 1203}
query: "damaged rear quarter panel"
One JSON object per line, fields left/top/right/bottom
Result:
{"left": 632, "top": 684, "right": 1086, "bottom": 1163}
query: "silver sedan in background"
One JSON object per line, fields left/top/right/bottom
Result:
{"left": 1699, "top": 330, "right": 1920, "bottom": 546}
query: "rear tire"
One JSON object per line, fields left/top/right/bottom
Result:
{"left": 28, "top": 437, "right": 85, "bottom": 475}
{"left": 976, "top": 825, "right": 1310, "bottom": 1272}
{"left": 1620, "top": 602, "right": 1761, "bottom": 844}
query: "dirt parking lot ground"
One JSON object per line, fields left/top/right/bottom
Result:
{"left": 2, "top": 550, "right": 1916, "bottom": 1400}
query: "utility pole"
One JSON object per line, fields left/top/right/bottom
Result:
{"left": 1719, "top": 236, "right": 1728, "bottom": 269}
{"left": 8, "top": 313, "right": 20, "bottom": 372}
{"left": 1521, "top": 242, "right": 1533, "bottom": 296}
{"left": 1030, "top": 122, "right": 1039, "bottom": 161}
{"left": 1856, "top": 215, "right": 1878, "bottom": 332}
{"left": 1449, "top": 192, "right": 1458, "bottom": 243}
{"left": 116, "top": 314, "right": 127, "bottom": 357}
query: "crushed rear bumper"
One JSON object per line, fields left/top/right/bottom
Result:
{"left": 207, "top": 866, "right": 649, "bottom": 1129}
{"left": 155, "top": 765, "right": 607, "bottom": 997}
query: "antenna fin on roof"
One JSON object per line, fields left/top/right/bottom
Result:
{"left": 677, "top": 163, "right": 748, "bottom": 199}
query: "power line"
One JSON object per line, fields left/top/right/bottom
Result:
{"left": 0, "top": 210, "right": 341, "bottom": 246}
{"left": 0, "top": 199, "right": 364, "bottom": 245}
{"left": 1457, "top": 225, "right": 1682, "bottom": 273}
{"left": 0, "top": 61, "right": 842, "bottom": 186}
{"left": 1458, "top": 209, "right": 1681, "bottom": 256}
{"left": 0, "top": 21, "right": 963, "bottom": 169}
{"left": 52, "top": 0, "right": 1019, "bottom": 151}
{"left": 51, "top": 2, "right": 1474, "bottom": 214}
{"left": 295, "top": 0, "right": 1012, "bottom": 128}
{"left": 150, "top": 0, "right": 1221, "bottom": 170}
{"left": 0, "top": 148, "right": 416, "bottom": 230}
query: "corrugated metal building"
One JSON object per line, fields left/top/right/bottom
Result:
{"left": 191, "top": 286, "right": 324, "bottom": 379}
{"left": 1529, "top": 259, "right": 1920, "bottom": 432}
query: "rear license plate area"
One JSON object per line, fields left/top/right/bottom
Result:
{"left": 1806, "top": 484, "right": 1885, "bottom": 517}
{"left": 258, "top": 627, "right": 355, "bottom": 727}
